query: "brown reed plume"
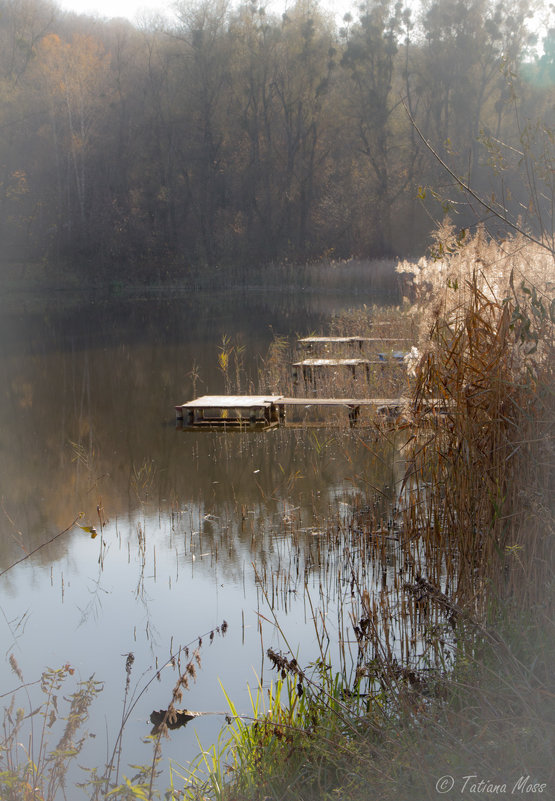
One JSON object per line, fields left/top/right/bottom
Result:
{"left": 398, "top": 228, "right": 554, "bottom": 611}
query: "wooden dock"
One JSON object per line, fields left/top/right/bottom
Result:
{"left": 297, "top": 336, "right": 411, "bottom": 352}
{"left": 293, "top": 358, "right": 373, "bottom": 383}
{"left": 175, "top": 395, "right": 426, "bottom": 429}
{"left": 175, "top": 395, "right": 284, "bottom": 429}
{"left": 292, "top": 355, "right": 406, "bottom": 384}
{"left": 277, "top": 397, "right": 408, "bottom": 426}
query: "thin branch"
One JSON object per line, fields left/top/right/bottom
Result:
{"left": 402, "top": 98, "right": 554, "bottom": 258}
{"left": 0, "top": 516, "right": 81, "bottom": 579}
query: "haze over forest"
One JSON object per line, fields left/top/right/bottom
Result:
{"left": 0, "top": 0, "right": 553, "bottom": 279}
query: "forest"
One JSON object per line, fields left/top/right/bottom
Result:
{"left": 0, "top": 0, "right": 553, "bottom": 280}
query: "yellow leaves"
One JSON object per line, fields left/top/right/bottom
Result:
{"left": 76, "top": 514, "right": 98, "bottom": 538}
{"left": 218, "top": 351, "right": 229, "bottom": 372}
{"left": 218, "top": 334, "right": 233, "bottom": 375}
{"left": 7, "top": 170, "right": 29, "bottom": 198}
{"left": 36, "top": 31, "right": 111, "bottom": 107}
{"left": 39, "top": 33, "right": 63, "bottom": 56}
{"left": 76, "top": 523, "right": 98, "bottom": 539}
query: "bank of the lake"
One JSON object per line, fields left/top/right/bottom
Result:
{"left": 177, "top": 231, "right": 554, "bottom": 801}
{"left": 0, "top": 238, "right": 552, "bottom": 801}
{"left": 0, "top": 259, "right": 407, "bottom": 797}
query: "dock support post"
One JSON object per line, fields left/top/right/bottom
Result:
{"left": 348, "top": 405, "right": 360, "bottom": 427}
{"left": 269, "top": 403, "right": 280, "bottom": 425}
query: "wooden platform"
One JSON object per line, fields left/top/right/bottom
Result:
{"left": 293, "top": 358, "right": 376, "bottom": 366}
{"left": 278, "top": 397, "right": 408, "bottom": 425}
{"left": 292, "top": 356, "right": 406, "bottom": 383}
{"left": 280, "top": 397, "right": 406, "bottom": 406}
{"left": 176, "top": 395, "right": 283, "bottom": 429}
{"left": 297, "top": 336, "right": 410, "bottom": 352}
{"left": 175, "top": 394, "right": 428, "bottom": 429}
{"left": 298, "top": 336, "right": 411, "bottom": 346}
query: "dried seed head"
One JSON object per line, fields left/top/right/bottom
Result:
{"left": 9, "top": 654, "right": 23, "bottom": 683}
{"left": 125, "top": 652, "right": 135, "bottom": 676}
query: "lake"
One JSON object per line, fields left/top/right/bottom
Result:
{"left": 0, "top": 268, "right": 406, "bottom": 793}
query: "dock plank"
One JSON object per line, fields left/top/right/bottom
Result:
{"left": 175, "top": 394, "right": 448, "bottom": 429}
{"left": 293, "top": 358, "right": 375, "bottom": 366}
{"left": 279, "top": 397, "right": 408, "bottom": 406}
{"left": 180, "top": 395, "right": 283, "bottom": 409}
{"left": 298, "top": 337, "right": 411, "bottom": 344}
{"left": 293, "top": 357, "right": 406, "bottom": 367}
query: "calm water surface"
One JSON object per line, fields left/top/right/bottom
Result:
{"left": 0, "top": 279, "right": 403, "bottom": 790}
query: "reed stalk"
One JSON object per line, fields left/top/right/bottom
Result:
{"left": 187, "top": 229, "right": 553, "bottom": 801}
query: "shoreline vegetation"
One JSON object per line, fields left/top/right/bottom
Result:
{"left": 176, "top": 228, "right": 553, "bottom": 801}
{"left": 1, "top": 0, "right": 553, "bottom": 792}
{"left": 1, "top": 227, "right": 553, "bottom": 799}
{"left": 0, "top": 256, "right": 406, "bottom": 300}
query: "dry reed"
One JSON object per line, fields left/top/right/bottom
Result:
{"left": 199, "top": 228, "right": 554, "bottom": 801}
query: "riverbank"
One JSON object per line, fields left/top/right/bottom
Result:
{"left": 0, "top": 256, "right": 405, "bottom": 310}
{"left": 180, "top": 229, "right": 554, "bottom": 800}
{"left": 0, "top": 231, "right": 552, "bottom": 800}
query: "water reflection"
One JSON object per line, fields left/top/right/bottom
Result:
{"left": 0, "top": 282, "right": 409, "bottom": 790}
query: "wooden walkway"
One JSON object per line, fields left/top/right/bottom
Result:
{"left": 292, "top": 355, "right": 406, "bottom": 383}
{"left": 277, "top": 396, "right": 408, "bottom": 425}
{"left": 174, "top": 394, "right": 439, "bottom": 429}
{"left": 298, "top": 336, "right": 411, "bottom": 351}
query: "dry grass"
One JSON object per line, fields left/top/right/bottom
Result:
{"left": 2, "top": 230, "right": 551, "bottom": 801}
{"left": 192, "top": 228, "right": 554, "bottom": 801}
{"left": 398, "top": 225, "right": 554, "bottom": 608}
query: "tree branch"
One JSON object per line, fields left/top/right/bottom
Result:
{"left": 0, "top": 516, "right": 81, "bottom": 579}
{"left": 402, "top": 98, "right": 554, "bottom": 258}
